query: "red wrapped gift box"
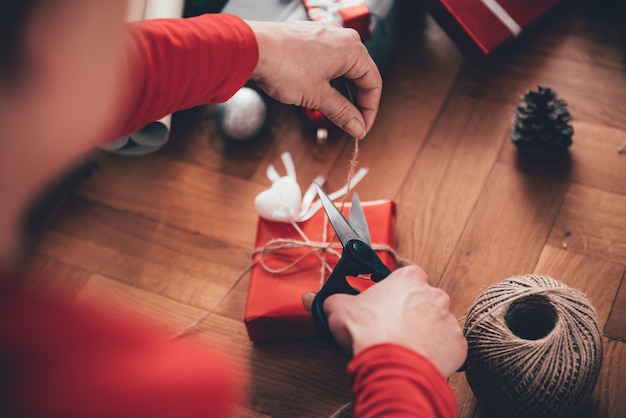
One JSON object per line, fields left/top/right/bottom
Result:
{"left": 425, "top": 0, "right": 563, "bottom": 58}
{"left": 245, "top": 200, "right": 396, "bottom": 342}
{"left": 302, "top": 0, "right": 371, "bottom": 41}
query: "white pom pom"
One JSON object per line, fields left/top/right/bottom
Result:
{"left": 254, "top": 176, "right": 303, "bottom": 222}
{"left": 215, "top": 87, "right": 266, "bottom": 141}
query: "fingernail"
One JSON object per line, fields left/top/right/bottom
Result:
{"left": 344, "top": 118, "right": 365, "bottom": 139}
{"left": 301, "top": 292, "right": 316, "bottom": 312}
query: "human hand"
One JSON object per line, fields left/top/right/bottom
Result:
{"left": 246, "top": 20, "right": 382, "bottom": 139}
{"left": 302, "top": 265, "right": 467, "bottom": 378}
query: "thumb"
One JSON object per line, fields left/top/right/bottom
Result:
{"left": 301, "top": 291, "right": 316, "bottom": 313}
{"left": 317, "top": 85, "right": 366, "bottom": 139}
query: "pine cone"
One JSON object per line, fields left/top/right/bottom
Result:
{"left": 511, "top": 86, "right": 573, "bottom": 160}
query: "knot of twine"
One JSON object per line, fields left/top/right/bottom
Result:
{"left": 463, "top": 274, "right": 603, "bottom": 418}
{"left": 252, "top": 233, "right": 409, "bottom": 290}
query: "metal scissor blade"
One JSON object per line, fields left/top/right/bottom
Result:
{"left": 314, "top": 183, "right": 362, "bottom": 246}
{"left": 348, "top": 193, "right": 371, "bottom": 246}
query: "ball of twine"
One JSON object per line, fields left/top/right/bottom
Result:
{"left": 463, "top": 274, "right": 603, "bottom": 418}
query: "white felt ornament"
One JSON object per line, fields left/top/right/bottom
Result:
{"left": 254, "top": 152, "right": 369, "bottom": 223}
{"left": 255, "top": 176, "right": 303, "bottom": 222}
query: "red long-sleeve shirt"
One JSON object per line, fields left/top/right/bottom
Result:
{"left": 3, "top": 13, "right": 457, "bottom": 418}
{"left": 349, "top": 345, "right": 457, "bottom": 418}
{"left": 113, "top": 13, "right": 258, "bottom": 139}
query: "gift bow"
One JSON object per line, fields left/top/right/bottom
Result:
{"left": 254, "top": 152, "right": 368, "bottom": 223}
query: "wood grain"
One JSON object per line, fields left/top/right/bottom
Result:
{"left": 35, "top": 196, "right": 252, "bottom": 312}
{"left": 605, "top": 273, "right": 626, "bottom": 341}
{"left": 77, "top": 153, "right": 262, "bottom": 248}
{"left": 395, "top": 89, "right": 512, "bottom": 282}
{"left": 439, "top": 162, "right": 569, "bottom": 316}
{"left": 548, "top": 184, "right": 626, "bottom": 266}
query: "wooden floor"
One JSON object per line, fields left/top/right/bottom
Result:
{"left": 21, "top": 1, "right": 625, "bottom": 417}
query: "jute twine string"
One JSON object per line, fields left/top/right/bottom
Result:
{"left": 463, "top": 274, "right": 603, "bottom": 418}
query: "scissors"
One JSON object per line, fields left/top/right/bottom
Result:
{"left": 311, "top": 184, "right": 392, "bottom": 347}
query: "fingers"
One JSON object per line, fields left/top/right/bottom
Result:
{"left": 247, "top": 20, "right": 381, "bottom": 140}
{"left": 301, "top": 291, "right": 315, "bottom": 313}
{"left": 385, "top": 265, "right": 429, "bottom": 286}
{"left": 300, "top": 264, "right": 467, "bottom": 371}
{"left": 323, "top": 293, "right": 356, "bottom": 353}
{"left": 316, "top": 84, "right": 367, "bottom": 139}
{"left": 301, "top": 291, "right": 354, "bottom": 353}
{"left": 325, "top": 45, "right": 382, "bottom": 138}
{"left": 301, "top": 291, "right": 350, "bottom": 318}
{"left": 341, "top": 56, "right": 382, "bottom": 136}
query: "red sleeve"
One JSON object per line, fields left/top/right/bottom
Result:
{"left": 110, "top": 13, "right": 258, "bottom": 139}
{"left": 348, "top": 344, "right": 457, "bottom": 418}
{"left": 1, "top": 286, "right": 246, "bottom": 418}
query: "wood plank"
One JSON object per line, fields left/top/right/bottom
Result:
{"left": 448, "top": 372, "right": 478, "bottom": 418}
{"left": 167, "top": 104, "right": 269, "bottom": 179}
{"left": 605, "top": 271, "right": 626, "bottom": 341}
{"left": 21, "top": 254, "right": 90, "bottom": 301}
{"left": 77, "top": 152, "right": 262, "bottom": 249}
{"left": 438, "top": 162, "right": 569, "bottom": 313}
{"left": 392, "top": 92, "right": 511, "bottom": 282}
{"left": 513, "top": 2, "right": 626, "bottom": 71}
{"left": 456, "top": 47, "right": 626, "bottom": 131}
{"left": 499, "top": 121, "right": 626, "bottom": 196}
{"left": 548, "top": 184, "right": 626, "bottom": 266}
{"left": 534, "top": 245, "right": 624, "bottom": 327}
{"left": 35, "top": 196, "right": 252, "bottom": 313}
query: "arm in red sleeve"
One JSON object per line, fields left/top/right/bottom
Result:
{"left": 1, "top": 285, "right": 246, "bottom": 418}
{"left": 348, "top": 344, "right": 457, "bottom": 418}
{"left": 111, "top": 13, "right": 258, "bottom": 139}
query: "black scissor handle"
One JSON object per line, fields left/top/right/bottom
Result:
{"left": 311, "top": 239, "right": 391, "bottom": 347}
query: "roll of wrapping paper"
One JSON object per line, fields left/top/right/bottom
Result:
{"left": 98, "top": 0, "right": 185, "bottom": 155}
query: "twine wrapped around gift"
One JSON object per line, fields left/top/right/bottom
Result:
{"left": 253, "top": 220, "right": 408, "bottom": 290}
{"left": 463, "top": 274, "right": 603, "bottom": 418}
{"left": 171, "top": 141, "right": 411, "bottom": 339}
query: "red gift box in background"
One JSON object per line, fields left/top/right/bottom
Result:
{"left": 424, "top": 0, "right": 563, "bottom": 58}
{"left": 245, "top": 200, "right": 396, "bottom": 342}
{"left": 302, "top": 0, "right": 371, "bottom": 41}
